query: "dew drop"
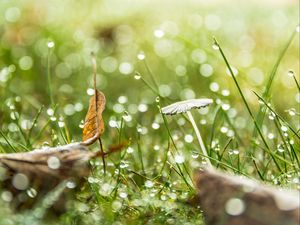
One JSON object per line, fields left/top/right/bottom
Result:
{"left": 47, "top": 108, "right": 54, "bottom": 116}
{"left": 66, "top": 180, "right": 77, "bottom": 189}
{"left": 191, "top": 151, "right": 200, "bottom": 159}
{"left": 288, "top": 108, "right": 296, "bottom": 116}
{"left": 184, "top": 134, "right": 194, "bottom": 143}
{"left": 281, "top": 126, "right": 288, "bottom": 132}
{"left": 153, "top": 145, "right": 160, "bottom": 151}
{"left": 152, "top": 122, "right": 160, "bottom": 130}
{"left": 221, "top": 89, "right": 230, "bottom": 96}
{"left": 112, "top": 201, "right": 122, "bottom": 211}
{"left": 47, "top": 41, "right": 55, "bottom": 48}
{"left": 137, "top": 52, "right": 145, "bottom": 60}
{"left": 145, "top": 180, "right": 154, "bottom": 188}
{"left": 212, "top": 43, "right": 220, "bottom": 50}
{"left": 174, "top": 154, "right": 185, "bottom": 164}
{"left": 119, "top": 192, "right": 128, "bottom": 199}
{"left": 58, "top": 121, "right": 65, "bottom": 128}
{"left": 154, "top": 29, "right": 165, "bottom": 38}
{"left": 134, "top": 72, "right": 141, "bottom": 80}
{"left": 222, "top": 103, "right": 230, "bottom": 111}
{"left": 268, "top": 112, "right": 275, "bottom": 120}
{"left": 220, "top": 126, "right": 228, "bottom": 133}
{"left": 87, "top": 88, "right": 95, "bottom": 96}
{"left": 127, "top": 147, "right": 134, "bottom": 153}
{"left": 27, "top": 188, "right": 37, "bottom": 198}
{"left": 287, "top": 70, "right": 294, "bottom": 77}
{"left": 155, "top": 96, "right": 160, "bottom": 103}
{"left": 268, "top": 133, "right": 275, "bottom": 139}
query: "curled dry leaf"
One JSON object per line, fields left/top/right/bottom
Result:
{"left": 82, "top": 90, "right": 106, "bottom": 145}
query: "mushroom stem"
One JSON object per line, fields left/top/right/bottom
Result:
{"left": 186, "top": 111, "right": 212, "bottom": 167}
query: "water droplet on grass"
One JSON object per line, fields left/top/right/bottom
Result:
{"left": 191, "top": 151, "right": 200, "bottom": 159}
{"left": 221, "top": 89, "right": 230, "bottom": 96}
{"left": 127, "top": 147, "right": 134, "bottom": 153}
{"left": 184, "top": 134, "right": 193, "bottom": 143}
{"left": 212, "top": 43, "right": 219, "bottom": 50}
{"left": 288, "top": 108, "right": 296, "bottom": 116}
{"left": 209, "top": 82, "right": 219, "bottom": 92}
{"left": 134, "top": 72, "right": 141, "bottom": 80}
{"left": 58, "top": 121, "right": 65, "bottom": 128}
{"left": 155, "top": 96, "right": 160, "bottom": 103}
{"left": 47, "top": 108, "right": 54, "bottom": 116}
{"left": 47, "top": 41, "right": 55, "bottom": 48}
{"left": 137, "top": 52, "right": 145, "bottom": 60}
{"left": 154, "top": 29, "right": 165, "bottom": 38}
{"left": 27, "top": 188, "right": 37, "bottom": 198}
{"left": 153, "top": 145, "right": 160, "bottom": 151}
{"left": 66, "top": 181, "right": 77, "bottom": 189}
{"left": 145, "top": 180, "right": 154, "bottom": 188}
{"left": 119, "top": 192, "right": 128, "bottom": 199}
{"left": 268, "top": 133, "right": 275, "bottom": 139}
{"left": 268, "top": 112, "right": 275, "bottom": 120}
{"left": 87, "top": 88, "right": 95, "bottom": 96}
{"left": 220, "top": 126, "right": 228, "bottom": 133}
{"left": 287, "top": 70, "right": 294, "bottom": 77}
{"left": 281, "top": 126, "right": 288, "bottom": 132}
{"left": 174, "top": 154, "right": 185, "bottom": 164}
{"left": 152, "top": 123, "right": 160, "bottom": 130}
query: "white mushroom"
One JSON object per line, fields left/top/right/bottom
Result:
{"left": 161, "top": 98, "right": 213, "bottom": 167}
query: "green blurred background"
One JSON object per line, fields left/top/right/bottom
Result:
{"left": 0, "top": 0, "right": 299, "bottom": 224}
{"left": 0, "top": 0, "right": 299, "bottom": 157}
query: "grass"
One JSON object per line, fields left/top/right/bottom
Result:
{"left": 0, "top": 1, "right": 299, "bottom": 224}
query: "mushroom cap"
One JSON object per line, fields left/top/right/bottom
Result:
{"left": 161, "top": 98, "right": 213, "bottom": 115}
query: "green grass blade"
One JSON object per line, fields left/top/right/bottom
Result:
{"left": 254, "top": 27, "right": 297, "bottom": 135}
{"left": 213, "top": 37, "right": 283, "bottom": 172}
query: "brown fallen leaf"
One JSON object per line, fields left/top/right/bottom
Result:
{"left": 82, "top": 52, "right": 106, "bottom": 146}
{"left": 82, "top": 90, "right": 106, "bottom": 144}
{"left": 82, "top": 52, "right": 107, "bottom": 174}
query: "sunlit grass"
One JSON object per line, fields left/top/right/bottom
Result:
{"left": 0, "top": 0, "right": 299, "bottom": 224}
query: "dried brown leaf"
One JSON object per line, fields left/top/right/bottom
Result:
{"left": 82, "top": 90, "right": 106, "bottom": 144}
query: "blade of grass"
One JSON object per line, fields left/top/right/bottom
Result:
{"left": 254, "top": 27, "right": 297, "bottom": 134}
{"left": 47, "top": 43, "right": 54, "bottom": 106}
{"left": 216, "top": 138, "right": 233, "bottom": 168}
{"left": 213, "top": 37, "right": 282, "bottom": 172}
{"left": 0, "top": 131, "right": 16, "bottom": 152}
{"left": 143, "top": 59, "right": 159, "bottom": 91}
{"left": 209, "top": 106, "right": 222, "bottom": 150}
{"left": 27, "top": 105, "right": 44, "bottom": 147}
{"left": 253, "top": 91, "right": 300, "bottom": 139}
{"left": 290, "top": 71, "right": 300, "bottom": 92}
{"left": 160, "top": 109, "right": 193, "bottom": 189}
{"left": 252, "top": 159, "right": 264, "bottom": 181}
{"left": 137, "top": 129, "right": 146, "bottom": 176}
